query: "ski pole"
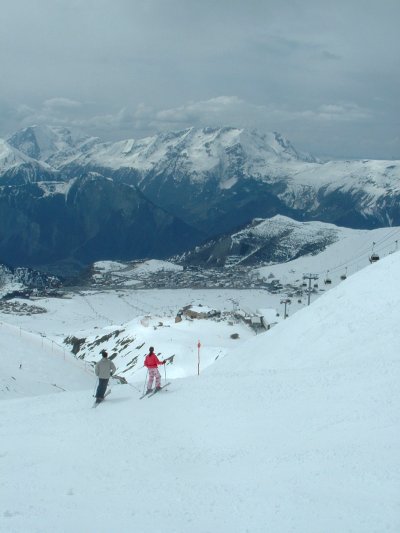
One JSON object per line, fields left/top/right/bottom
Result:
{"left": 142, "top": 369, "right": 148, "bottom": 396}
{"left": 93, "top": 378, "right": 99, "bottom": 398}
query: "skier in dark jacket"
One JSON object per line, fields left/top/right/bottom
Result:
{"left": 95, "top": 350, "right": 116, "bottom": 403}
{"left": 144, "top": 346, "right": 165, "bottom": 393}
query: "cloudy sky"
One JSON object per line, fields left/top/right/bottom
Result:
{"left": 1, "top": 0, "right": 399, "bottom": 159}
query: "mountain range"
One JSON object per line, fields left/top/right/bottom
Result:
{"left": 1, "top": 124, "right": 399, "bottom": 273}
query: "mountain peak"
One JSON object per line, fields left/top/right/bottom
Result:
{"left": 6, "top": 125, "right": 99, "bottom": 164}
{"left": 7, "top": 125, "right": 76, "bottom": 161}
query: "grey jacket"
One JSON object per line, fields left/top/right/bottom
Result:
{"left": 95, "top": 358, "right": 116, "bottom": 379}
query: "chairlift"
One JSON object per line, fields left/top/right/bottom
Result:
{"left": 369, "top": 242, "right": 379, "bottom": 263}
{"left": 340, "top": 267, "right": 348, "bottom": 280}
{"left": 324, "top": 270, "right": 332, "bottom": 285}
{"left": 313, "top": 283, "right": 318, "bottom": 288}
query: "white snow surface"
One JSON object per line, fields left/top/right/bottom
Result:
{"left": 57, "top": 127, "right": 316, "bottom": 179}
{"left": 0, "top": 140, "right": 32, "bottom": 172}
{"left": 0, "top": 252, "right": 399, "bottom": 532}
{"left": 0, "top": 322, "right": 92, "bottom": 399}
{"left": 2, "top": 126, "right": 400, "bottom": 211}
{"left": 90, "top": 259, "right": 183, "bottom": 287}
{"left": 132, "top": 259, "right": 183, "bottom": 274}
{"left": 255, "top": 215, "right": 400, "bottom": 284}
{"left": 51, "top": 126, "right": 400, "bottom": 199}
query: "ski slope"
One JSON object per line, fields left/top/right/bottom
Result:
{"left": 0, "top": 253, "right": 399, "bottom": 532}
{"left": 0, "top": 321, "right": 92, "bottom": 399}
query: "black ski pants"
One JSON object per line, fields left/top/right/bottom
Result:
{"left": 96, "top": 378, "right": 109, "bottom": 399}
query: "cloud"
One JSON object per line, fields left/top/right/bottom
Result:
{"left": 43, "top": 98, "right": 82, "bottom": 111}
{"left": 153, "top": 96, "right": 248, "bottom": 128}
{"left": 273, "top": 102, "right": 372, "bottom": 123}
{"left": 146, "top": 97, "right": 372, "bottom": 131}
{"left": 0, "top": 1, "right": 398, "bottom": 158}
{"left": 0, "top": 94, "right": 392, "bottom": 160}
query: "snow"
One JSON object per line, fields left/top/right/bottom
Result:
{"left": 2, "top": 125, "right": 400, "bottom": 220}
{"left": 285, "top": 158, "right": 400, "bottom": 202}
{"left": 255, "top": 217, "right": 400, "bottom": 285}
{"left": 0, "top": 140, "right": 32, "bottom": 172}
{"left": 57, "top": 125, "right": 400, "bottom": 210}
{"left": 36, "top": 180, "right": 75, "bottom": 197}
{"left": 256, "top": 307, "right": 280, "bottom": 324}
{"left": 133, "top": 259, "right": 183, "bottom": 274}
{"left": 93, "top": 260, "right": 127, "bottom": 271}
{"left": 88, "top": 260, "right": 183, "bottom": 287}
{"left": 0, "top": 251, "right": 399, "bottom": 531}
{"left": 0, "top": 321, "right": 92, "bottom": 399}
{"left": 219, "top": 175, "right": 238, "bottom": 189}
{"left": 186, "top": 304, "right": 214, "bottom": 314}
{"left": 56, "top": 127, "right": 316, "bottom": 178}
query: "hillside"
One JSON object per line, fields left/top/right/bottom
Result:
{"left": 175, "top": 214, "right": 400, "bottom": 268}
{"left": 0, "top": 252, "right": 399, "bottom": 532}
{"left": 1, "top": 125, "right": 400, "bottom": 270}
{"left": 0, "top": 322, "right": 92, "bottom": 398}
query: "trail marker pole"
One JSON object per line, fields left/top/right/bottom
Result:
{"left": 197, "top": 340, "right": 201, "bottom": 376}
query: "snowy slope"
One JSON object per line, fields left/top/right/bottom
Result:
{"left": 7, "top": 124, "right": 99, "bottom": 165}
{"left": 89, "top": 259, "right": 183, "bottom": 287}
{"left": 65, "top": 313, "right": 256, "bottom": 381}
{"left": 57, "top": 127, "right": 316, "bottom": 175}
{"left": 3, "top": 124, "right": 400, "bottom": 228}
{"left": 0, "top": 139, "right": 38, "bottom": 172}
{"left": 0, "top": 322, "right": 92, "bottom": 399}
{"left": 0, "top": 252, "right": 399, "bottom": 532}
{"left": 282, "top": 158, "right": 400, "bottom": 215}
{"left": 52, "top": 125, "right": 400, "bottom": 201}
{"left": 255, "top": 218, "right": 400, "bottom": 285}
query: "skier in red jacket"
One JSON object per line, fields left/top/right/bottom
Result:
{"left": 144, "top": 346, "right": 165, "bottom": 393}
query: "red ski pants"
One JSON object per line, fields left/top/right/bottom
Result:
{"left": 147, "top": 367, "right": 161, "bottom": 390}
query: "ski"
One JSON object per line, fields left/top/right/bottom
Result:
{"left": 139, "top": 389, "right": 152, "bottom": 400}
{"left": 139, "top": 382, "right": 171, "bottom": 399}
{"left": 147, "top": 382, "right": 170, "bottom": 398}
{"left": 92, "top": 389, "right": 111, "bottom": 408}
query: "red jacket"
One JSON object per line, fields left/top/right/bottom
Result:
{"left": 144, "top": 353, "right": 164, "bottom": 369}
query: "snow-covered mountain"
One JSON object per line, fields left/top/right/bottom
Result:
{"left": 175, "top": 214, "right": 340, "bottom": 266}
{"left": 0, "top": 263, "right": 62, "bottom": 298}
{"left": 0, "top": 138, "right": 56, "bottom": 185}
{"left": 0, "top": 139, "right": 32, "bottom": 171}
{"left": 175, "top": 214, "right": 400, "bottom": 269}
{"left": 55, "top": 126, "right": 400, "bottom": 231}
{"left": 7, "top": 124, "right": 99, "bottom": 167}
{"left": 1, "top": 124, "right": 400, "bottom": 270}
{"left": 57, "top": 126, "right": 317, "bottom": 172}
{"left": 0, "top": 247, "right": 398, "bottom": 531}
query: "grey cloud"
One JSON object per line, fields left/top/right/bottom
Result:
{"left": 0, "top": 0, "right": 399, "bottom": 159}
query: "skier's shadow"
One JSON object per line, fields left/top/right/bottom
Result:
{"left": 101, "top": 396, "right": 132, "bottom": 404}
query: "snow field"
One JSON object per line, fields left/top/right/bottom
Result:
{"left": 0, "top": 253, "right": 399, "bottom": 532}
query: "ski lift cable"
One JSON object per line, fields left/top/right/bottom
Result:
{"left": 323, "top": 240, "right": 391, "bottom": 275}
{"left": 338, "top": 227, "right": 400, "bottom": 264}
{"left": 370, "top": 227, "right": 400, "bottom": 248}
{"left": 313, "top": 231, "right": 400, "bottom": 277}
